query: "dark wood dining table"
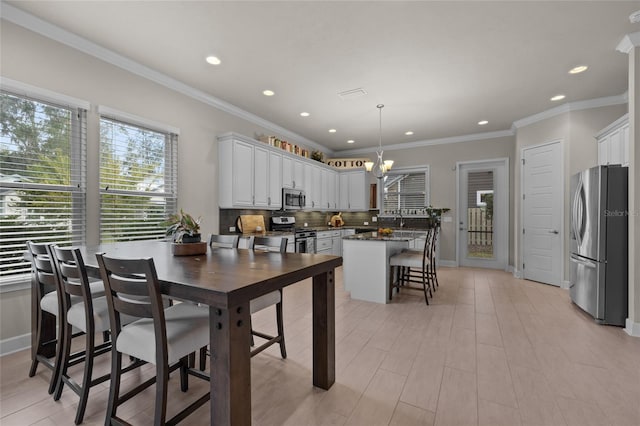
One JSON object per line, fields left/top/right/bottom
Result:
{"left": 77, "top": 240, "right": 342, "bottom": 425}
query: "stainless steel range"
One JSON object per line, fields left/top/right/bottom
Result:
{"left": 271, "top": 216, "right": 316, "bottom": 253}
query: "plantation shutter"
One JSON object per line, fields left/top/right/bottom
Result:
{"left": 0, "top": 90, "right": 86, "bottom": 281}
{"left": 99, "top": 116, "right": 177, "bottom": 243}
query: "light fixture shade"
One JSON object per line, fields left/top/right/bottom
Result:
{"left": 364, "top": 161, "right": 374, "bottom": 172}
{"left": 383, "top": 160, "right": 394, "bottom": 171}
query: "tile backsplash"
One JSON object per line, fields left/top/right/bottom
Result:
{"left": 219, "top": 209, "right": 433, "bottom": 233}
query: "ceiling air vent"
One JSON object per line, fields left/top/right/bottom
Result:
{"left": 337, "top": 88, "right": 368, "bottom": 100}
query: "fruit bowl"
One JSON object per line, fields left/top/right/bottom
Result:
{"left": 378, "top": 228, "right": 394, "bottom": 236}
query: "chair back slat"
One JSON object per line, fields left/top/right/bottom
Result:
{"left": 208, "top": 234, "right": 239, "bottom": 249}
{"left": 27, "top": 241, "right": 56, "bottom": 294}
{"left": 96, "top": 254, "right": 164, "bottom": 328}
{"left": 250, "top": 236, "right": 287, "bottom": 253}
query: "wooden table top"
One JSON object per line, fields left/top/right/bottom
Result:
{"left": 79, "top": 240, "right": 342, "bottom": 308}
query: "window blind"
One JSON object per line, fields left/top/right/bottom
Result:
{"left": 0, "top": 91, "right": 86, "bottom": 280}
{"left": 382, "top": 171, "right": 429, "bottom": 214}
{"left": 99, "top": 117, "right": 177, "bottom": 243}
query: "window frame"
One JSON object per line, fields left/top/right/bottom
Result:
{"left": 0, "top": 79, "right": 89, "bottom": 291}
{"left": 98, "top": 107, "right": 178, "bottom": 244}
{"left": 378, "top": 165, "right": 431, "bottom": 217}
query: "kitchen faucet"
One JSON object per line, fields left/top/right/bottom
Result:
{"left": 396, "top": 211, "right": 405, "bottom": 228}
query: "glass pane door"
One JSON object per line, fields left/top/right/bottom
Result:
{"left": 466, "top": 170, "right": 494, "bottom": 259}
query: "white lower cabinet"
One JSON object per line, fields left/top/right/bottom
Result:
{"left": 316, "top": 231, "right": 333, "bottom": 255}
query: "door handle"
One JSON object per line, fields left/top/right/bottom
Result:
{"left": 549, "top": 230, "right": 559, "bottom": 234}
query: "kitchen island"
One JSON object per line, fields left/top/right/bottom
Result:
{"left": 342, "top": 231, "right": 422, "bottom": 303}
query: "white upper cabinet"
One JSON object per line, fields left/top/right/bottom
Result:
{"left": 283, "top": 156, "right": 306, "bottom": 189}
{"left": 338, "top": 170, "right": 369, "bottom": 211}
{"left": 218, "top": 132, "right": 370, "bottom": 211}
{"left": 596, "top": 114, "right": 629, "bottom": 167}
{"left": 218, "top": 134, "right": 281, "bottom": 209}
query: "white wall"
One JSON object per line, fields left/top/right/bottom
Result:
{"left": 514, "top": 104, "right": 628, "bottom": 282}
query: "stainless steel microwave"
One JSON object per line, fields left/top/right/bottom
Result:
{"left": 282, "top": 188, "right": 305, "bottom": 210}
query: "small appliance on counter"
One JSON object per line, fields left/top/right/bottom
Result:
{"left": 236, "top": 215, "right": 265, "bottom": 233}
{"left": 569, "top": 165, "right": 628, "bottom": 326}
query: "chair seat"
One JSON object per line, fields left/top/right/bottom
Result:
{"left": 116, "top": 303, "right": 209, "bottom": 365}
{"left": 389, "top": 251, "right": 423, "bottom": 268}
{"left": 40, "top": 280, "right": 105, "bottom": 315}
{"left": 250, "top": 290, "right": 281, "bottom": 314}
{"left": 66, "top": 296, "right": 137, "bottom": 333}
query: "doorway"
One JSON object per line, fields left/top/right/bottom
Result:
{"left": 521, "top": 141, "right": 563, "bottom": 286}
{"left": 456, "top": 159, "right": 509, "bottom": 270}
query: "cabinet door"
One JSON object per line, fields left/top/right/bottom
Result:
{"left": 608, "top": 129, "right": 622, "bottom": 165}
{"left": 597, "top": 138, "right": 608, "bottom": 166}
{"left": 621, "top": 123, "right": 629, "bottom": 166}
{"left": 268, "top": 151, "right": 283, "bottom": 209}
{"left": 253, "top": 145, "right": 269, "bottom": 207}
{"left": 232, "top": 140, "right": 254, "bottom": 206}
{"left": 338, "top": 173, "right": 349, "bottom": 210}
{"left": 348, "top": 171, "right": 368, "bottom": 211}
{"left": 293, "top": 159, "right": 305, "bottom": 190}
{"left": 282, "top": 156, "right": 294, "bottom": 188}
{"left": 310, "top": 166, "right": 322, "bottom": 209}
{"left": 322, "top": 169, "right": 336, "bottom": 210}
{"left": 331, "top": 236, "right": 341, "bottom": 256}
{"left": 304, "top": 165, "right": 313, "bottom": 208}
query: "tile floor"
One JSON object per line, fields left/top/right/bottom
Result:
{"left": 1, "top": 267, "right": 639, "bottom": 425}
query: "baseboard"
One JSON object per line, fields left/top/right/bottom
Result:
{"left": 512, "top": 268, "right": 522, "bottom": 279}
{"left": 438, "top": 260, "right": 457, "bottom": 268}
{"left": 0, "top": 332, "right": 30, "bottom": 357}
{"left": 625, "top": 318, "right": 640, "bottom": 338}
{"left": 561, "top": 280, "right": 570, "bottom": 289}
{"left": 506, "top": 265, "right": 514, "bottom": 273}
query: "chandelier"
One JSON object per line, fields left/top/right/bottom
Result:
{"left": 364, "top": 104, "right": 393, "bottom": 178}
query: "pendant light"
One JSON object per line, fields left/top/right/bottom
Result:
{"left": 364, "top": 104, "right": 393, "bottom": 178}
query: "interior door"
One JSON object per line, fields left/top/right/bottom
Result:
{"left": 522, "top": 141, "right": 563, "bottom": 286}
{"left": 457, "top": 159, "right": 508, "bottom": 270}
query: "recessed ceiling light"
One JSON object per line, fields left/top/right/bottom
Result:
{"left": 569, "top": 65, "right": 588, "bottom": 74}
{"left": 478, "top": 120, "right": 489, "bottom": 125}
{"left": 405, "top": 131, "right": 414, "bottom": 136}
{"left": 347, "top": 140, "right": 355, "bottom": 144}
{"left": 328, "top": 129, "right": 337, "bottom": 133}
{"left": 300, "top": 112, "right": 310, "bottom": 117}
{"left": 550, "top": 94, "right": 566, "bottom": 101}
{"left": 262, "top": 90, "right": 275, "bottom": 96}
{"left": 205, "top": 55, "right": 221, "bottom": 65}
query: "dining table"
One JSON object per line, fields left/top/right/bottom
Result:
{"left": 76, "top": 240, "right": 342, "bottom": 425}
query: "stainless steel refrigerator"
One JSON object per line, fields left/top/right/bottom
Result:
{"left": 569, "top": 165, "right": 628, "bottom": 326}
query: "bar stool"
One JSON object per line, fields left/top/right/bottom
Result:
{"left": 248, "top": 235, "right": 288, "bottom": 358}
{"left": 97, "top": 254, "right": 210, "bottom": 425}
{"left": 26, "top": 242, "right": 104, "bottom": 395}
{"left": 388, "top": 229, "right": 433, "bottom": 304}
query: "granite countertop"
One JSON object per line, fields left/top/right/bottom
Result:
{"left": 342, "top": 231, "right": 418, "bottom": 241}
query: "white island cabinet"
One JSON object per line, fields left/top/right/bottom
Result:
{"left": 342, "top": 232, "right": 413, "bottom": 303}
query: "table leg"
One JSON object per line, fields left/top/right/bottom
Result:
{"left": 312, "top": 269, "right": 336, "bottom": 390}
{"left": 210, "top": 303, "right": 251, "bottom": 425}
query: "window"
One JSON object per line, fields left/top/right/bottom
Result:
{"left": 381, "top": 166, "right": 430, "bottom": 216}
{"left": 0, "top": 90, "right": 86, "bottom": 281}
{"left": 99, "top": 115, "right": 177, "bottom": 242}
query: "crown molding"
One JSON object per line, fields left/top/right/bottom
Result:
{"left": 617, "top": 32, "right": 640, "bottom": 54}
{"left": 1, "top": 3, "right": 330, "bottom": 155}
{"left": 512, "top": 93, "right": 627, "bottom": 129}
{"left": 336, "top": 129, "right": 515, "bottom": 155}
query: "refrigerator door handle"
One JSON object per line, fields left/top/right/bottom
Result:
{"left": 570, "top": 254, "right": 597, "bottom": 269}
{"left": 573, "top": 178, "right": 584, "bottom": 248}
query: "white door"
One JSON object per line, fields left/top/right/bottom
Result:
{"left": 253, "top": 145, "right": 269, "bottom": 207}
{"left": 522, "top": 141, "right": 563, "bottom": 286}
{"left": 457, "top": 159, "right": 508, "bottom": 270}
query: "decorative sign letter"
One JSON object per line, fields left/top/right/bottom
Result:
{"left": 325, "top": 158, "right": 370, "bottom": 170}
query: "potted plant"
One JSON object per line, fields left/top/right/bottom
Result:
{"left": 163, "top": 209, "right": 206, "bottom": 255}
{"left": 425, "top": 206, "right": 450, "bottom": 228}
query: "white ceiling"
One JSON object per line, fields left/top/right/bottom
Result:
{"left": 4, "top": 1, "right": 639, "bottom": 153}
